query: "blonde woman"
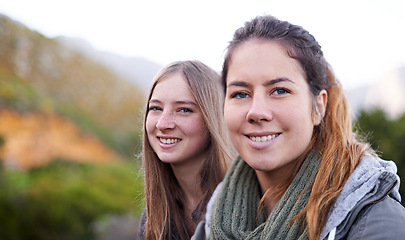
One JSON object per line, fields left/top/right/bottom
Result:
{"left": 137, "top": 60, "right": 234, "bottom": 239}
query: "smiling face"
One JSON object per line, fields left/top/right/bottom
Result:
{"left": 146, "top": 73, "right": 210, "bottom": 168}
{"left": 224, "top": 39, "right": 326, "bottom": 182}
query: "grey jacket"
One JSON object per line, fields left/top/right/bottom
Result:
{"left": 193, "top": 154, "right": 405, "bottom": 240}
{"left": 321, "top": 154, "right": 405, "bottom": 239}
{"left": 136, "top": 208, "right": 146, "bottom": 240}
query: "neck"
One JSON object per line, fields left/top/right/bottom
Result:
{"left": 171, "top": 162, "right": 204, "bottom": 236}
{"left": 171, "top": 161, "right": 203, "bottom": 209}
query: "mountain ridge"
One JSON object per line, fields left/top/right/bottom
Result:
{"left": 56, "top": 36, "right": 162, "bottom": 91}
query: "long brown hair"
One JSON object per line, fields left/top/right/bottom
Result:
{"left": 143, "top": 60, "right": 234, "bottom": 239}
{"left": 222, "top": 15, "right": 371, "bottom": 240}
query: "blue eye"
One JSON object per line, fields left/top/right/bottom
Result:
{"left": 179, "top": 108, "right": 193, "bottom": 113}
{"left": 148, "top": 106, "right": 162, "bottom": 112}
{"left": 231, "top": 91, "right": 249, "bottom": 99}
{"left": 273, "top": 88, "right": 290, "bottom": 95}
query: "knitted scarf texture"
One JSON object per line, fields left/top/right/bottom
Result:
{"left": 209, "top": 150, "right": 321, "bottom": 240}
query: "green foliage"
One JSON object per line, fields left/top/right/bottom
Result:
{"left": 354, "top": 108, "right": 405, "bottom": 203}
{"left": 0, "top": 159, "right": 144, "bottom": 240}
{"left": 0, "top": 75, "right": 42, "bottom": 112}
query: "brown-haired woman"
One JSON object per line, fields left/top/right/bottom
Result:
{"left": 193, "top": 15, "right": 405, "bottom": 240}
{"left": 137, "top": 60, "right": 234, "bottom": 239}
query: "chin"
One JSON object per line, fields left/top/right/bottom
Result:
{"left": 245, "top": 160, "right": 270, "bottom": 171}
{"left": 244, "top": 156, "right": 280, "bottom": 172}
{"left": 157, "top": 155, "right": 177, "bottom": 164}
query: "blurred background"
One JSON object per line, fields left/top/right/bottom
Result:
{"left": 0, "top": 0, "right": 404, "bottom": 239}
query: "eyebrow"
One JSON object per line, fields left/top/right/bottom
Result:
{"left": 175, "top": 100, "right": 197, "bottom": 106}
{"left": 149, "top": 99, "right": 197, "bottom": 106}
{"left": 265, "top": 78, "right": 294, "bottom": 86}
{"left": 227, "top": 78, "right": 294, "bottom": 88}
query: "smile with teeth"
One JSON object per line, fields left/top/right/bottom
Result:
{"left": 249, "top": 133, "right": 279, "bottom": 142}
{"left": 159, "top": 137, "right": 181, "bottom": 144}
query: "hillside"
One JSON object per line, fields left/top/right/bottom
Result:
{"left": 0, "top": 109, "right": 119, "bottom": 169}
{"left": 0, "top": 14, "right": 146, "bottom": 168}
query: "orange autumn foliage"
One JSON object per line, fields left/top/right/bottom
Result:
{"left": 0, "top": 109, "right": 120, "bottom": 169}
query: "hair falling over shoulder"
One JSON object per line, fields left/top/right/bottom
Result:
{"left": 222, "top": 15, "right": 372, "bottom": 240}
{"left": 142, "top": 61, "right": 234, "bottom": 240}
{"left": 299, "top": 65, "right": 371, "bottom": 240}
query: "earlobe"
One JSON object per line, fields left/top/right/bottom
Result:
{"left": 313, "top": 90, "right": 327, "bottom": 125}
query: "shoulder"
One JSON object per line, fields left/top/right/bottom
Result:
{"left": 347, "top": 196, "right": 405, "bottom": 239}
{"left": 191, "top": 182, "right": 224, "bottom": 240}
{"left": 136, "top": 207, "right": 147, "bottom": 240}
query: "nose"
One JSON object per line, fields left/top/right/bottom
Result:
{"left": 156, "top": 112, "right": 176, "bottom": 130}
{"left": 246, "top": 94, "right": 273, "bottom": 123}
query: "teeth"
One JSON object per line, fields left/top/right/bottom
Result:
{"left": 249, "top": 134, "right": 278, "bottom": 142}
{"left": 159, "top": 138, "right": 180, "bottom": 144}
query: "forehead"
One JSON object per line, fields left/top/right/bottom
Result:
{"left": 228, "top": 40, "right": 305, "bottom": 83}
{"left": 150, "top": 73, "right": 195, "bottom": 101}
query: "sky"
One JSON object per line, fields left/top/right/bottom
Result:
{"left": 1, "top": 0, "right": 405, "bottom": 90}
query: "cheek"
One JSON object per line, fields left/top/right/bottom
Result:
{"left": 190, "top": 119, "right": 211, "bottom": 148}
{"left": 195, "top": 120, "right": 207, "bottom": 135}
{"left": 225, "top": 117, "right": 236, "bottom": 137}
{"left": 287, "top": 106, "right": 315, "bottom": 135}
{"left": 224, "top": 107, "right": 231, "bottom": 125}
{"left": 145, "top": 116, "right": 156, "bottom": 135}
{"left": 224, "top": 104, "right": 237, "bottom": 133}
{"left": 186, "top": 117, "right": 207, "bottom": 135}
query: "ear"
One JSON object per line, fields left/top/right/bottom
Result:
{"left": 313, "top": 89, "right": 327, "bottom": 126}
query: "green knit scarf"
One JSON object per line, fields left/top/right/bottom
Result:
{"left": 209, "top": 150, "right": 321, "bottom": 240}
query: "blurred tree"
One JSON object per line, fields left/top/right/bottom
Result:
{"left": 354, "top": 108, "right": 405, "bottom": 204}
{"left": 0, "top": 159, "right": 144, "bottom": 240}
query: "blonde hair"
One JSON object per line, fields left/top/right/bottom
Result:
{"left": 143, "top": 60, "right": 234, "bottom": 239}
{"left": 222, "top": 15, "right": 372, "bottom": 239}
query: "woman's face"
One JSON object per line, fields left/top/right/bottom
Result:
{"left": 224, "top": 40, "right": 325, "bottom": 179}
{"left": 146, "top": 73, "right": 210, "bottom": 168}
